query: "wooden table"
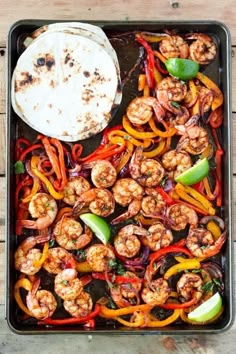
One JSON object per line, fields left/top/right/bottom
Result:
{"left": 0, "top": 1, "right": 235, "bottom": 353}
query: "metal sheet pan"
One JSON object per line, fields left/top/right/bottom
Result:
{"left": 6, "top": 20, "right": 234, "bottom": 334}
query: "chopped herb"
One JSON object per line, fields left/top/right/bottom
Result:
{"left": 76, "top": 249, "right": 86, "bottom": 261}
{"left": 145, "top": 171, "right": 152, "bottom": 177}
{"left": 192, "top": 269, "right": 201, "bottom": 273}
{"left": 116, "top": 263, "right": 125, "bottom": 275}
{"left": 153, "top": 262, "right": 157, "bottom": 271}
{"left": 61, "top": 280, "right": 68, "bottom": 285}
{"left": 111, "top": 274, "right": 116, "bottom": 283}
{"left": 49, "top": 239, "right": 55, "bottom": 248}
{"left": 201, "top": 281, "right": 214, "bottom": 293}
{"left": 14, "top": 161, "right": 25, "bottom": 174}
{"left": 108, "top": 259, "right": 117, "bottom": 268}
{"left": 170, "top": 101, "right": 181, "bottom": 110}
{"left": 107, "top": 297, "right": 116, "bottom": 309}
{"left": 45, "top": 202, "right": 50, "bottom": 207}
{"left": 200, "top": 245, "right": 207, "bottom": 250}
{"left": 213, "top": 278, "right": 221, "bottom": 287}
{"left": 159, "top": 176, "right": 168, "bottom": 187}
{"left": 123, "top": 135, "right": 130, "bottom": 140}
{"left": 184, "top": 269, "right": 189, "bottom": 273}
{"left": 51, "top": 207, "right": 55, "bottom": 211}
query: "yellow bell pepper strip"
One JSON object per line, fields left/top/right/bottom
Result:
{"left": 153, "top": 50, "right": 167, "bottom": 64}
{"left": 201, "top": 143, "right": 214, "bottom": 159}
{"left": 108, "top": 130, "right": 152, "bottom": 148}
{"left": 196, "top": 72, "right": 223, "bottom": 110}
{"left": 138, "top": 74, "right": 146, "bottom": 91}
{"left": 139, "top": 33, "right": 169, "bottom": 43}
{"left": 180, "top": 306, "right": 224, "bottom": 325}
{"left": 100, "top": 304, "right": 152, "bottom": 318}
{"left": 183, "top": 185, "right": 215, "bottom": 215}
{"left": 189, "top": 79, "right": 200, "bottom": 116}
{"left": 33, "top": 241, "right": 49, "bottom": 268}
{"left": 164, "top": 259, "right": 201, "bottom": 280}
{"left": 148, "top": 117, "right": 177, "bottom": 138}
{"left": 206, "top": 221, "right": 221, "bottom": 240}
{"left": 123, "top": 115, "right": 157, "bottom": 139}
{"left": 30, "top": 156, "right": 64, "bottom": 200}
{"left": 146, "top": 309, "right": 180, "bottom": 327}
{"left": 14, "top": 278, "right": 33, "bottom": 317}
{"left": 21, "top": 177, "right": 40, "bottom": 203}
{"left": 143, "top": 139, "right": 166, "bottom": 158}
{"left": 135, "top": 214, "right": 162, "bottom": 226}
{"left": 76, "top": 261, "right": 93, "bottom": 273}
{"left": 175, "top": 256, "right": 205, "bottom": 263}
{"left": 143, "top": 84, "right": 150, "bottom": 97}
{"left": 115, "top": 311, "right": 145, "bottom": 327}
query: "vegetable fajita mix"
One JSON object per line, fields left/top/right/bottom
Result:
{"left": 13, "top": 28, "right": 226, "bottom": 329}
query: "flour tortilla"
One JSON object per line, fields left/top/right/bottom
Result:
{"left": 12, "top": 24, "right": 121, "bottom": 141}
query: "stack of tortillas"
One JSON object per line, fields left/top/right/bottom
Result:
{"left": 11, "top": 22, "right": 122, "bottom": 141}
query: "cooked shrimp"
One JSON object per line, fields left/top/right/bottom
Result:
{"left": 129, "top": 146, "right": 165, "bottom": 187}
{"left": 73, "top": 188, "right": 115, "bottom": 217}
{"left": 141, "top": 188, "right": 166, "bottom": 218}
{"left": 53, "top": 217, "right": 92, "bottom": 250}
{"left": 83, "top": 160, "right": 117, "bottom": 188}
{"left": 54, "top": 268, "right": 83, "bottom": 301}
{"left": 166, "top": 204, "right": 198, "bottom": 231}
{"left": 26, "top": 278, "right": 57, "bottom": 320}
{"left": 177, "top": 273, "right": 203, "bottom": 301}
{"left": 86, "top": 244, "right": 116, "bottom": 272}
{"left": 62, "top": 176, "right": 91, "bottom": 206}
{"left": 188, "top": 33, "right": 217, "bottom": 65}
{"left": 162, "top": 150, "right": 192, "bottom": 179}
{"left": 126, "top": 96, "right": 165, "bottom": 126}
{"left": 111, "top": 178, "right": 144, "bottom": 224}
{"left": 159, "top": 36, "right": 189, "bottom": 59}
{"left": 16, "top": 193, "right": 57, "bottom": 230}
{"left": 64, "top": 291, "right": 93, "bottom": 318}
{"left": 142, "top": 278, "right": 170, "bottom": 306}
{"left": 114, "top": 225, "right": 149, "bottom": 258}
{"left": 110, "top": 271, "right": 142, "bottom": 307}
{"left": 140, "top": 222, "right": 173, "bottom": 251}
{"left": 177, "top": 126, "right": 209, "bottom": 155}
{"left": 43, "top": 247, "right": 76, "bottom": 274}
{"left": 186, "top": 228, "right": 227, "bottom": 258}
{"left": 15, "top": 235, "right": 49, "bottom": 275}
{"left": 184, "top": 86, "right": 214, "bottom": 113}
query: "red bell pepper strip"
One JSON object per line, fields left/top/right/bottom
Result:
{"left": 155, "top": 57, "right": 168, "bottom": 75}
{"left": 41, "top": 137, "right": 62, "bottom": 180}
{"left": 50, "top": 138, "right": 68, "bottom": 191}
{"left": 159, "top": 297, "right": 197, "bottom": 310}
{"left": 207, "top": 106, "right": 223, "bottom": 128}
{"left": 71, "top": 144, "right": 83, "bottom": 163}
{"left": 92, "top": 273, "right": 142, "bottom": 284}
{"left": 156, "top": 186, "right": 174, "bottom": 205}
{"left": 15, "top": 175, "right": 32, "bottom": 209}
{"left": 37, "top": 304, "right": 101, "bottom": 326}
{"left": 16, "top": 187, "right": 31, "bottom": 235}
{"left": 80, "top": 275, "right": 93, "bottom": 286}
{"left": 15, "top": 138, "right": 30, "bottom": 160}
{"left": 211, "top": 127, "right": 223, "bottom": 207}
{"left": 19, "top": 144, "right": 43, "bottom": 161}
{"left": 192, "top": 181, "right": 204, "bottom": 194}
{"left": 136, "top": 34, "right": 155, "bottom": 88}
{"left": 85, "top": 143, "right": 126, "bottom": 163}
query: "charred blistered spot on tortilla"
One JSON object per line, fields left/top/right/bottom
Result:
{"left": 48, "top": 103, "right": 52, "bottom": 109}
{"left": 82, "top": 89, "right": 95, "bottom": 104}
{"left": 15, "top": 72, "right": 38, "bottom": 92}
{"left": 64, "top": 53, "right": 75, "bottom": 68}
{"left": 64, "top": 53, "right": 71, "bottom": 64}
{"left": 58, "top": 109, "right": 62, "bottom": 115}
{"left": 37, "top": 57, "right": 45, "bottom": 66}
{"left": 46, "top": 119, "right": 50, "bottom": 124}
{"left": 50, "top": 80, "right": 55, "bottom": 88}
{"left": 83, "top": 71, "right": 90, "bottom": 78}
{"left": 62, "top": 131, "right": 69, "bottom": 136}
{"left": 63, "top": 77, "right": 69, "bottom": 83}
{"left": 44, "top": 53, "right": 55, "bottom": 70}
{"left": 103, "top": 112, "right": 111, "bottom": 123}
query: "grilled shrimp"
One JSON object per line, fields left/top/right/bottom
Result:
{"left": 83, "top": 160, "right": 117, "bottom": 188}
{"left": 142, "top": 278, "right": 170, "bottom": 306}
{"left": 73, "top": 188, "right": 115, "bottom": 217}
{"left": 62, "top": 176, "right": 91, "bottom": 206}
{"left": 162, "top": 150, "right": 192, "bottom": 179}
{"left": 16, "top": 193, "right": 57, "bottom": 230}
{"left": 111, "top": 178, "right": 144, "bottom": 224}
{"left": 15, "top": 235, "right": 49, "bottom": 275}
{"left": 114, "top": 225, "right": 149, "bottom": 258}
{"left": 159, "top": 35, "right": 189, "bottom": 59}
{"left": 86, "top": 244, "right": 116, "bottom": 272}
{"left": 166, "top": 204, "right": 198, "bottom": 231}
{"left": 43, "top": 247, "right": 76, "bottom": 274}
{"left": 140, "top": 222, "right": 173, "bottom": 251}
{"left": 141, "top": 188, "right": 166, "bottom": 218}
{"left": 129, "top": 146, "right": 165, "bottom": 187}
{"left": 53, "top": 217, "right": 92, "bottom": 250}
{"left": 184, "top": 85, "right": 214, "bottom": 113}
{"left": 177, "top": 273, "right": 203, "bottom": 301}
{"left": 64, "top": 291, "right": 93, "bottom": 318}
{"left": 188, "top": 33, "right": 217, "bottom": 65}
{"left": 110, "top": 271, "right": 142, "bottom": 307}
{"left": 26, "top": 278, "right": 57, "bottom": 320}
{"left": 186, "top": 228, "right": 227, "bottom": 258}
{"left": 54, "top": 268, "right": 83, "bottom": 300}
{"left": 126, "top": 96, "right": 165, "bottom": 126}
{"left": 177, "top": 126, "right": 209, "bottom": 155}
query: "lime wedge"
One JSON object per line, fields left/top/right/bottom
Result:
{"left": 188, "top": 292, "right": 222, "bottom": 322}
{"left": 165, "top": 58, "right": 199, "bottom": 80}
{"left": 175, "top": 158, "right": 209, "bottom": 186}
{"left": 79, "top": 213, "right": 111, "bottom": 245}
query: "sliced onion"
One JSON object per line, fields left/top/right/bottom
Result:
{"left": 24, "top": 160, "right": 36, "bottom": 178}
{"left": 163, "top": 178, "right": 175, "bottom": 192}
{"left": 200, "top": 216, "right": 225, "bottom": 230}
{"left": 120, "top": 284, "right": 141, "bottom": 305}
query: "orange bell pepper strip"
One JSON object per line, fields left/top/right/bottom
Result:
{"left": 196, "top": 72, "right": 223, "bottom": 110}
{"left": 143, "top": 139, "right": 166, "bottom": 158}
{"left": 115, "top": 311, "right": 146, "bottom": 327}
{"left": 189, "top": 79, "right": 200, "bottom": 116}
{"left": 100, "top": 304, "right": 152, "bottom": 317}
{"left": 143, "top": 84, "right": 150, "bottom": 97}
{"left": 202, "top": 177, "right": 216, "bottom": 201}
{"left": 206, "top": 220, "right": 221, "bottom": 240}
{"left": 115, "top": 140, "right": 134, "bottom": 173}
{"left": 50, "top": 138, "right": 68, "bottom": 191}
{"left": 153, "top": 66, "right": 163, "bottom": 86}
{"left": 54, "top": 207, "right": 73, "bottom": 223}
{"left": 14, "top": 278, "right": 32, "bottom": 316}
{"left": 153, "top": 50, "right": 167, "bottom": 63}
{"left": 108, "top": 130, "right": 152, "bottom": 148}
{"left": 33, "top": 241, "right": 49, "bottom": 267}
{"left": 30, "top": 156, "right": 64, "bottom": 200}
{"left": 135, "top": 214, "right": 162, "bottom": 226}
{"left": 138, "top": 74, "right": 146, "bottom": 91}
{"left": 148, "top": 117, "right": 177, "bottom": 138}
{"left": 146, "top": 309, "right": 180, "bottom": 327}
{"left": 21, "top": 177, "right": 40, "bottom": 203}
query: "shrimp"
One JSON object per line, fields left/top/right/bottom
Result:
{"left": 15, "top": 235, "right": 49, "bottom": 275}
{"left": 141, "top": 188, "right": 166, "bottom": 218}
{"left": 83, "top": 160, "right": 117, "bottom": 188}
{"left": 126, "top": 96, "right": 165, "bottom": 126}
{"left": 110, "top": 271, "right": 142, "bottom": 307}
{"left": 16, "top": 193, "right": 57, "bottom": 230}
{"left": 177, "top": 126, "right": 209, "bottom": 155}
{"left": 159, "top": 36, "right": 189, "bottom": 59}
{"left": 177, "top": 273, "right": 203, "bottom": 301}
{"left": 114, "top": 224, "right": 148, "bottom": 258}
{"left": 166, "top": 204, "right": 198, "bottom": 231}
{"left": 26, "top": 278, "right": 57, "bottom": 320}
{"left": 162, "top": 150, "right": 192, "bottom": 179}
{"left": 43, "top": 247, "right": 76, "bottom": 274}
{"left": 64, "top": 291, "right": 93, "bottom": 318}
{"left": 111, "top": 178, "right": 144, "bottom": 224}
{"left": 188, "top": 33, "right": 217, "bottom": 65}
{"left": 129, "top": 146, "right": 165, "bottom": 187}
{"left": 53, "top": 217, "right": 92, "bottom": 250}
{"left": 86, "top": 244, "right": 116, "bottom": 272}
{"left": 73, "top": 188, "right": 115, "bottom": 218}
{"left": 54, "top": 268, "right": 83, "bottom": 300}
{"left": 140, "top": 222, "right": 173, "bottom": 251}
{"left": 62, "top": 176, "right": 91, "bottom": 206}
{"left": 141, "top": 278, "right": 170, "bottom": 306}
{"left": 186, "top": 228, "right": 227, "bottom": 258}
{"left": 184, "top": 86, "right": 214, "bottom": 113}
